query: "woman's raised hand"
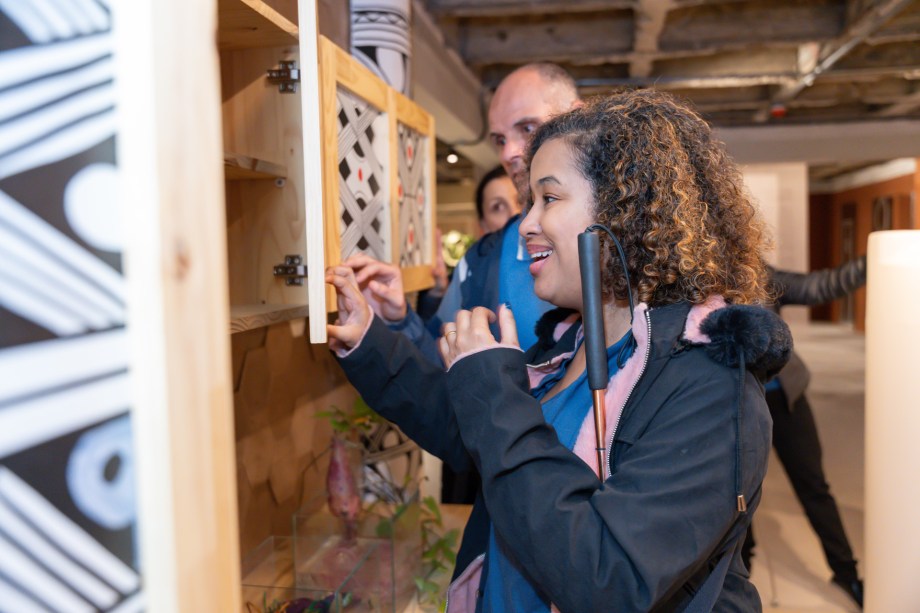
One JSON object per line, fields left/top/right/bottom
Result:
{"left": 342, "top": 253, "right": 407, "bottom": 322}
{"left": 326, "top": 265, "right": 373, "bottom": 353}
{"left": 438, "top": 304, "right": 519, "bottom": 368}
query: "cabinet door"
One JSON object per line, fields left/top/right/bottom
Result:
{"left": 319, "top": 37, "right": 437, "bottom": 302}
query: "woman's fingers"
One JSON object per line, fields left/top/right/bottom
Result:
{"left": 498, "top": 304, "right": 519, "bottom": 348}
{"left": 326, "top": 267, "right": 362, "bottom": 306}
{"left": 438, "top": 324, "right": 456, "bottom": 367}
{"left": 452, "top": 307, "right": 497, "bottom": 353}
{"left": 470, "top": 306, "right": 497, "bottom": 327}
{"left": 325, "top": 266, "right": 371, "bottom": 349}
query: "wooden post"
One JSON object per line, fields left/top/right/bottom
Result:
{"left": 113, "top": 1, "right": 241, "bottom": 610}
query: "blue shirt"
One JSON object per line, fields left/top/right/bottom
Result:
{"left": 482, "top": 328, "right": 634, "bottom": 613}
{"left": 497, "top": 218, "right": 553, "bottom": 350}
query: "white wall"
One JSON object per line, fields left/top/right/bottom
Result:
{"left": 742, "top": 162, "right": 810, "bottom": 323}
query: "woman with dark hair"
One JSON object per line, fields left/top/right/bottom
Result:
{"left": 475, "top": 165, "right": 520, "bottom": 235}
{"left": 326, "top": 90, "right": 791, "bottom": 612}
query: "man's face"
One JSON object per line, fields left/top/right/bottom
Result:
{"left": 488, "top": 70, "right": 565, "bottom": 194}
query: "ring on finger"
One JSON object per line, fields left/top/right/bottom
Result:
{"left": 445, "top": 330, "right": 457, "bottom": 339}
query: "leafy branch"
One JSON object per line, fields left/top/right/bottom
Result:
{"left": 315, "top": 396, "right": 378, "bottom": 435}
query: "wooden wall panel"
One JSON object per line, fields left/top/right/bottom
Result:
{"left": 809, "top": 172, "right": 915, "bottom": 331}
{"left": 232, "top": 321, "right": 360, "bottom": 558}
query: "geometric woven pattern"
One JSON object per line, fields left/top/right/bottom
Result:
{"left": 336, "top": 88, "right": 389, "bottom": 261}
{"left": 396, "top": 123, "right": 428, "bottom": 267}
{"left": 0, "top": 4, "right": 143, "bottom": 610}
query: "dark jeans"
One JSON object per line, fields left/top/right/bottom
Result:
{"left": 743, "top": 388, "right": 859, "bottom": 582}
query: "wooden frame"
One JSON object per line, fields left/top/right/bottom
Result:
{"left": 115, "top": 0, "right": 241, "bottom": 609}
{"left": 318, "top": 36, "right": 436, "bottom": 304}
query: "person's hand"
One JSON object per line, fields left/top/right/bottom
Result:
{"left": 326, "top": 265, "right": 373, "bottom": 353}
{"left": 429, "top": 229, "right": 448, "bottom": 298}
{"left": 438, "top": 305, "right": 518, "bottom": 368}
{"left": 342, "top": 254, "right": 407, "bottom": 322}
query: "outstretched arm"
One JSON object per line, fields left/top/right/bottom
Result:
{"left": 772, "top": 255, "right": 866, "bottom": 306}
{"left": 326, "top": 266, "right": 471, "bottom": 472}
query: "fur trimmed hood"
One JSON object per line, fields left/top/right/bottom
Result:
{"left": 682, "top": 295, "right": 793, "bottom": 380}
{"left": 700, "top": 305, "right": 792, "bottom": 378}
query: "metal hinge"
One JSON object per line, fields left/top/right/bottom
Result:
{"left": 267, "top": 61, "right": 299, "bottom": 93}
{"left": 273, "top": 255, "right": 306, "bottom": 286}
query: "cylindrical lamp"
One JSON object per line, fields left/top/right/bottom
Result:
{"left": 865, "top": 229, "right": 920, "bottom": 612}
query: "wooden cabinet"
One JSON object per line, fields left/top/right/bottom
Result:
{"left": 218, "top": 0, "right": 322, "bottom": 337}
{"left": 116, "top": 1, "right": 436, "bottom": 610}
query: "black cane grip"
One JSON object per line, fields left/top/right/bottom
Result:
{"left": 578, "top": 231, "right": 608, "bottom": 392}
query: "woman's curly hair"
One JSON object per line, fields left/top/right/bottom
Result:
{"left": 525, "top": 89, "right": 771, "bottom": 306}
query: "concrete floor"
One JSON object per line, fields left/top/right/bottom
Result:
{"left": 750, "top": 322, "right": 865, "bottom": 613}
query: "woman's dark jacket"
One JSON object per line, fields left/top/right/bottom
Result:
{"left": 336, "top": 299, "right": 791, "bottom": 612}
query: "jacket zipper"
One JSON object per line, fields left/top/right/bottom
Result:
{"left": 606, "top": 308, "right": 652, "bottom": 477}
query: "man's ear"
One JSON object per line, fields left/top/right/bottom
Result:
{"left": 571, "top": 98, "right": 585, "bottom": 110}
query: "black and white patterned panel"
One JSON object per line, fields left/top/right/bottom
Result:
{"left": 396, "top": 123, "right": 428, "bottom": 268}
{"left": 337, "top": 88, "right": 390, "bottom": 262}
{"left": 0, "top": 2, "right": 142, "bottom": 611}
{"left": 351, "top": 0, "right": 411, "bottom": 96}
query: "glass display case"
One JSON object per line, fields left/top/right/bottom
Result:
{"left": 293, "top": 492, "right": 422, "bottom": 613}
{"left": 241, "top": 536, "right": 387, "bottom": 613}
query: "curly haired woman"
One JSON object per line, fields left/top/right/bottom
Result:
{"left": 326, "top": 90, "right": 792, "bottom": 612}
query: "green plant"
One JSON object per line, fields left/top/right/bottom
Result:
{"left": 315, "top": 396, "right": 378, "bottom": 435}
{"left": 316, "top": 398, "right": 459, "bottom": 611}
{"left": 415, "top": 496, "right": 459, "bottom": 611}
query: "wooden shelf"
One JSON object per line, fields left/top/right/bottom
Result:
{"left": 217, "top": 0, "right": 298, "bottom": 50}
{"left": 223, "top": 152, "right": 287, "bottom": 180}
{"left": 230, "top": 303, "right": 310, "bottom": 334}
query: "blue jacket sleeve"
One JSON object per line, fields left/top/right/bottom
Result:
{"left": 385, "top": 304, "right": 443, "bottom": 366}
{"left": 425, "top": 254, "right": 466, "bottom": 338}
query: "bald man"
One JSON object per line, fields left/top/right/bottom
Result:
{"left": 489, "top": 63, "right": 582, "bottom": 194}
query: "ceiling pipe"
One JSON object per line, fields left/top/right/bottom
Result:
{"left": 753, "top": 0, "right": 915, "bottom": 122}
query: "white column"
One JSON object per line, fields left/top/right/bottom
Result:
{"left": 864, "top": 230, "right": 920, "bottom": 612}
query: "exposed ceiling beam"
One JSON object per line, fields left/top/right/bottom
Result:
{"left": 873, "top": 87, "right": 920, "bottom": 117}
{"left": 577, "top": 73, "right": 796, "bottom": 90}
{"left": 630, "top": 0, "right": 676, "bottom": 77}
{"left": 818, "top": 65, "right": 920, "bottom": 82}
{"left": 754, "top": 0, "right": 916, "bottom": 121}
{"left": 427, "top": 0, "right": 633, "bottom": 18}
{"left": 460, "top": 13, "right": 634, "bottom": 66}
{"left": 461, "top": 1, "right": 843, "bottom": 67}
{"left": 659, "top": 0, "right": 842, "bottom": 52}
{"left": 715, "top": 120, "right": 920, "bottom": 164}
